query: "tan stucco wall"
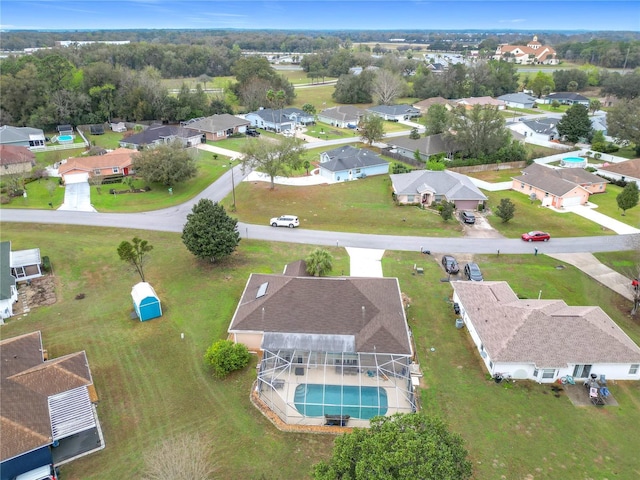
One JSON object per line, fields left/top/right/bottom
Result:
{"left": 0, "top": 162, "right": 32, "bottom": 176}
{"left": 233, "top": 332, "right": 264, "bottom": 352}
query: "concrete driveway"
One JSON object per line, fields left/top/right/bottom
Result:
{"left": 59, "top": 173, "right": 96, "bottom": 212}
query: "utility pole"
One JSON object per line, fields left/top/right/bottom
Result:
{"left": 231, "top": 162, "right": 236, "bottom": 211}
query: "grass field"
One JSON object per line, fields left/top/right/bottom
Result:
{"left": 2, "top": 223, "right": 640, "bottom": 479}
{"left": 588, "top": 185, "right": 640, "bottom": 228}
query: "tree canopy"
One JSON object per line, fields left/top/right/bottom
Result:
{"left": 182, "top": 199, "right": 240, "bottom": 263}
{"left": 305, "top": 248, "right": 333, "bottom": 277}
{"left": 494, "top": 198, "right": 516, "bottom": 223}
{"left": 423, "top": 104, "right": 450, "bottom": 135}
{"left": 607, "top": 97, "right": 640, "bottom": 155}
{"left": 313, "top": 413, "right": 472, "bottom": 480}
{"left": 359, "top": 114, "right": 385, "bottom": 146}
{"left": 117, "top": 237, "right": 153, "bottom": 282}
{"left": 132, "top": 141, "right": 198, "bottom": 186}
{"left": 241, "top": 136, "right": 305, "bottom": 190}
{"left": 617, "top": 181, "right": 639, "bottom": 215}
{"left": 444, "top": 105, "right": 510, "bottom": 159}
{"left": 204, "top": 339, "right": 251, "bottom": 379}
{"left": 556, "top": 104, "right": 593, "bottom": 143}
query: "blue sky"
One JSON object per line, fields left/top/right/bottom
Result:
{"left": 1, "top": 1, "right": 638, "bottom": 31}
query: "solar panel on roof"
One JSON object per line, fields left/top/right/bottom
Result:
{"left": 256, "top": 282, "right": 269, "bottom": 298}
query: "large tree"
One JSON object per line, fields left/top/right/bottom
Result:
{"left": 313, "top": 413, "right": 472, "bottom": 480}
{"left": 494, "top": 198, "right": 516, "bottom": 223}
{"left": 444, "top": 105, "right": 510, "bottom": 159}
{"left": 132, "top": 141, "right": 198, "bottom": 186}
{"left": 556, "top": 104, "right": 593, "bottom": 143}
{"left": 117, "top": 237, "right": 153, "bottom": 282}
{"left": 240, "top": 136, "right": 305, "bottom": 190}
{"left": 182, "top": 199, "right": 240, "bottom": 263}
{"left": 371, "top": 69, "right": 406, "bottom": 105}
{"left": 359, "top": 114, "right": 385, "bottom": 146}
{"left": 423, "top": 104, "right": 450, "bottom": 135}
{"left": 528, "top": 71, "right": 555, "bottom": 98}
{"left": 305, "top": 248, "right": 333, "bottom": 277}
{"left": 617, "top": 181, "right": 639, "bottom": 216}
{"left": 332, "top": 71, "right": 375, "bottom": 104}
{"left": 607, "top": 97, "right": 640, "bottom": 155}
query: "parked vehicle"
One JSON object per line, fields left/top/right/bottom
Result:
{"left": 246, "top": 128, "right": 260, "bottom": 137}
{"left": 270, "top": 215, "right": 299, "bottom": 228}
{"left": 460, "top": 211, "right": 476, "bottom": 224}
{"left": 521, "top": 231, "right": 550, "bottom": 242}
{"left": 464, "top": 262, "right": 483, "bottom": 281}
{"left": 13, "top": 465, "right": 58, "bottom": 480}
{"left": 441, "top": 255, "right": 459, "bottom": 274}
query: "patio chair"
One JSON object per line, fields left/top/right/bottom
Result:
{"left": 599, "top": 374, "right": 607, "bottom": 386}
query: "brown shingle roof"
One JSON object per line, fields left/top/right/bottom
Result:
{"left": 512, "top": 163, "right": 605, "bottom": 196}
{"left": 229, "top": 274, "right": 411, "bottom": 355}
{"left": 0, "top": 145, "right": 35, "bottom": 166}
{"left": 59, "top": 148, "right": 134, "bottom": 175}
{"left": 452, "top": 281, "right": 640, "bottom": 368}
{"left": 1, "top": 332, "right": 93, "bottom": 462}
{"left": 599, "top": 158, "right": 640, "bottom": 179}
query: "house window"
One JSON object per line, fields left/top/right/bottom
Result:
{"left": 544, "top": 192, "right": 549, "bottom": 197}
{"left": 541, "top": 369, "right": 555, "bottom": 379}
{"left": 94, "top": 169, "right": 101, "bottom": 175}
{"left": 489, "top": 361, "right": 493, "bottom": 369}
{"left": 407, "top": 195, "right": 415, "bottom": 202}
{"left": 112, "top": 167, "right": 119, "bottom": 173}
{"left": 630, "top": 364, "right": 639, "bottom": 375}
{"left": 533, "top": 368, "right": 539, "bottom": 377}
{"left": 355, "top": 169, "right": 361, "bottom": 174}
{"left": 528, "top": 185, "right": 532, "bottom": 191}
{"left": 520, "top": 183, "right": 524, "bottom": 188}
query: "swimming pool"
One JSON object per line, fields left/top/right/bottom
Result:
{"left": 58, "top": 135, "right": 74, "bottom": 143}
{"left": 294, "top": 383, "right": 388, "bottom": 419}
{"left": 561, "top": 156, "right": 587, "bottom": 168}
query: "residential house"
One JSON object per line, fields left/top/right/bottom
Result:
{"left": 591, "top": 116, "right": 608, "bottom": 136}
{"left": 508, "top": 118, "right": 559, "bottom": 142}
{"left": 455, "top": 96, "right": 506, "bottom": 110}
{"left": 366, "top": 104, "right": 421, "bottom": 122}
{"left": 245, "top": 109, "right": 294, "bottom": 133}
{"left": 317, "top": 106, "right": 366, "bottom": 128}
{"left": 512, "top": 163, "right": 608, "bottom": 207}
{"left": 540, "top": 92, "right": 590, "bottom": 107}
{"left": 385, "top": 134, "right": 458, "bottom": 161}
{"left": 497, "top": 93, "right": 537, "bottom": 109}
{"left": 389, "top": 170, "right": 487, "bottom": 211}
{"left": 0, "top": 145, "right": 35, "bottom": 176}
{"left": 318, "top": 145, "right": 389, "bottom": 182}
{"left": 0, "top": 332, "right": 104, "bottom": 479}
{"left": 413, "top": 97, "right": 455, "bottom": 114}
{"left": 0, "top": 126, "right": 45, "bottom": 149}
{"left": 119, "top": 125, "right": 202, "bottom": 150}
{"left": 493, "top": 35, "right": 558, "bottom": 65}
{"left": 452, "top": 281, "right": 640, "bottom": 383}
{"left": 0, "top": 242, "right": 18, "bottom": 322}
{"left": 228, "top": 273, "right": 417, "bottom": 427}
{"left": 185, "top": 114, "right": 251, "bottom": 141}
{"left": 596, "top": 158, "right": 640, "bottom": 186}
{"left": 58, "top": 148, "right": 135, "bottom": 182}
{"left": 423, "top": 53, "right": 470, "bottom": 68}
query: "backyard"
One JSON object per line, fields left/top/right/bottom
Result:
{"left": 2, "top": 223, "right": 640, "bottom": 479}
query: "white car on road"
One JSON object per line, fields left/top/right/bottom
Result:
{"left": 270, "top": 215, "right": 299, "bottom": 228}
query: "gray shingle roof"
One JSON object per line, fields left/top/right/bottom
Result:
{"left": 546, "top": 92, "right": 590, "bottom": 102}
{"left": 497, "top": 93, "right": 537, "bottom": 103}
{"left": 320, "top": 145, "right": 388, "bottom": 172}
{"left": 389, "top": 170, "right": 487, "bottom": 201}
{"left": 1, "top": 241, "right": 16, "bottom": 301}
{"left": 520, "top": 118, "right": 559, "bottom": 135}
{"left": 187, "top": 114, "right": 249, "bottom": 133}
{"left": 0, "top": 126, "right": 44, "bottom": 144}
{"left": 367, "top": 104, "right": 420, "bottom": 116}
{"left": 452, "top": 281, "right": 640, "bottom": 368}
{"left": 387, "top": 134, "right": 457, "bottom": 156}
{"left": 121, "top": 125, "right": 199, "bottom": 146}
{"left": 229, "top": 274, "right": 412, "bottom": 355}
{"left": 319, "top": 105, "right": 366, "bottom": 123}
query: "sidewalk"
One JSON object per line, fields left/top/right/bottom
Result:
{"left": 546, "top": 252, "right": 635, "bottom": 301}
{"left": 553, "top": 203, "right": 640, "bottom": 235}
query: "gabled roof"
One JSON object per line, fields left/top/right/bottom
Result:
{"left": 455, "top": 96, "right": 506, "bottom": 107}
{"left": 0, "top": 145, "right": 35, "bottom": 166}
{"left": 413, "top": 97, "right": 454, "bottom": 111}
{"left": 513, "top": 163, "right": 607, "bottom": 196}
{"left": 367, "top": 104, "right": 420, "bottom": 116}
{"left": 59, "top": 148, "right": 135, "bottom": 175}
{"left": 386, "top": 134, "right": 457, "bottom": 156}
{"left": 319, "top": 105, "right": 366, "bottom": 123}
{"left": 0, "top": 331, "right": 94, "bottom": 462}
{"left": 0, "top": 126, "right": 44, "bottom": 144}
{"left": 389, "top": 170, "right": 487, "bottom": 201}
{"left": 320, "top": 145, "right": 388, "bottom": 172}
{"left": 1, "top": 241, "right": 16, "bottom": 301}
{"left": 546, "top": 92, "right": 590, "bottom": 102}
{"left": 598, "top": 158, "right": 640, "bottom": 178}
{"left": 186, "top": 114, "right": 249, "bottom": 133}
{"left": 452, "top": 281, "right": 640, "bottom": 368}
{"left": 229, "top": 274, "right": 411, "bottom": 355}
{"left": 120, "top": 125, "right": 199, "bottom": 146}
{"left": 283, "top": 260, "right": 309, "bottom": 277}
{"left": 519, "top": 118, "right": 559, "bottom": 135}
{"left": 497, "top": 93, "right": 537, "bottom": 104}
{"left": 246, "top": 108, "right": 294, "bottom": 125}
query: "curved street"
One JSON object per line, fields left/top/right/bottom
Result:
{"left": 1, "top": 163, "right": 637, "bottom": 255}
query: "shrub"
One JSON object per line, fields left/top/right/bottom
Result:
{"left": 204, "top": 339, "right": 251, "bottom": 379}
{"left": 42, "top": 256, "right": 51, "bottom": 272}
{"left": 0, "top": 195, "right": 11, "bottom": 204}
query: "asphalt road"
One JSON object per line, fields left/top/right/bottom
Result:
{"left": 1, "top": 163, "right": 636, "bottom": 255}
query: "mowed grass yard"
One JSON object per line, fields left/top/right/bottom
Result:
{"left": 2, "top": 223, "right": 640, "bottom": 479}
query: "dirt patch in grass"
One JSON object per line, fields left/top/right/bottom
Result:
{"left": 13, "top": 275, "right": 57, "bottom": 316}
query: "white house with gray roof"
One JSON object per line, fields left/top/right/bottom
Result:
{"left": 319, "top": 145, "right": 389, "bottom": 182}
{"left": 0, "top": 126, "right": 46, "bottom": 149}
{"left": 497, "top": 93, "right": 537, "bottom": 109}
{"left": 245, "top": 108, "right": 313, "bottom": 133}
{"left": 317, "top": 106, "right": 366, "bottom": 128}
{"left": 185, "top": 114, "right": 250, "bottom": 141}
{"left": 366, "top": 104, "right": 421, "bottom": 121}
{"left": 385, "top": 134, "right": 459, "bottom": 161}
{"left": 389, "top": 170, "right": 487, "bottom": 210}
{"left": 452, "top": 281, "right": 640, "bottom": 384}
{"left": 508, "top": 117, "right": 559, "bottom": 142}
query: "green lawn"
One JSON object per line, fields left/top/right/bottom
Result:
{"left": 223, "top": 175, "right": 464, "bottom": 237}
{"left": 594, "top": 250, "right": 638, "bottom": 277}
{"left": 2, "top": 223, "right": 639, "bottom": 479}
{"left": 86, "top": 131, "right": 126, "bottom": 149}
{"left": 1, "top": 178, "right": 65, "bottom": 209}
{"left": 466, "top": 168, "right": 522, "bottom": 183}
{"left": 484, "top": 189, "right": 617, "bottom": 238}
{"left": 589, "top": 185, "right": 640, "bottom": 228}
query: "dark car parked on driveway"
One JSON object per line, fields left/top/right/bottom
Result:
{"left": 460, "top": 211, "right": 476, "bottom": 224}
{"left": 441, "top": 255, "right": 459, "bottom": 274}
{"left": 464, "top": 262, "right": 483, "bottom": 281}
{"left": 246, "top": 128, "right": 260, "bottom": 137}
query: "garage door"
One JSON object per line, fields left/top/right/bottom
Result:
{"left": 562, "top": 196, "right": 583, "bottom": 207}
{"left": 64, "top": 173, "right": 89, "bottom": 184}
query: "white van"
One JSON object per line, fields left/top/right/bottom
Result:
{"left": 14, "top": 465, "right": 58, "bottom": 480}
{"left": 269, "top": 215, "right": 299, "bottom": 228}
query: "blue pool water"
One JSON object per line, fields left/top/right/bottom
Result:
{"left": 564, "top": 157, "right": 584, "bottom": 163}
{"left": 58, "top": 135, "right": 73, "bottom": 142}
{"left": 294, "top": 383, "right": 388, "bottom": 419}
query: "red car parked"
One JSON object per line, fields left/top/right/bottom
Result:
{"left": 521, "top": 231, "right": 551, "bottom": 242}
